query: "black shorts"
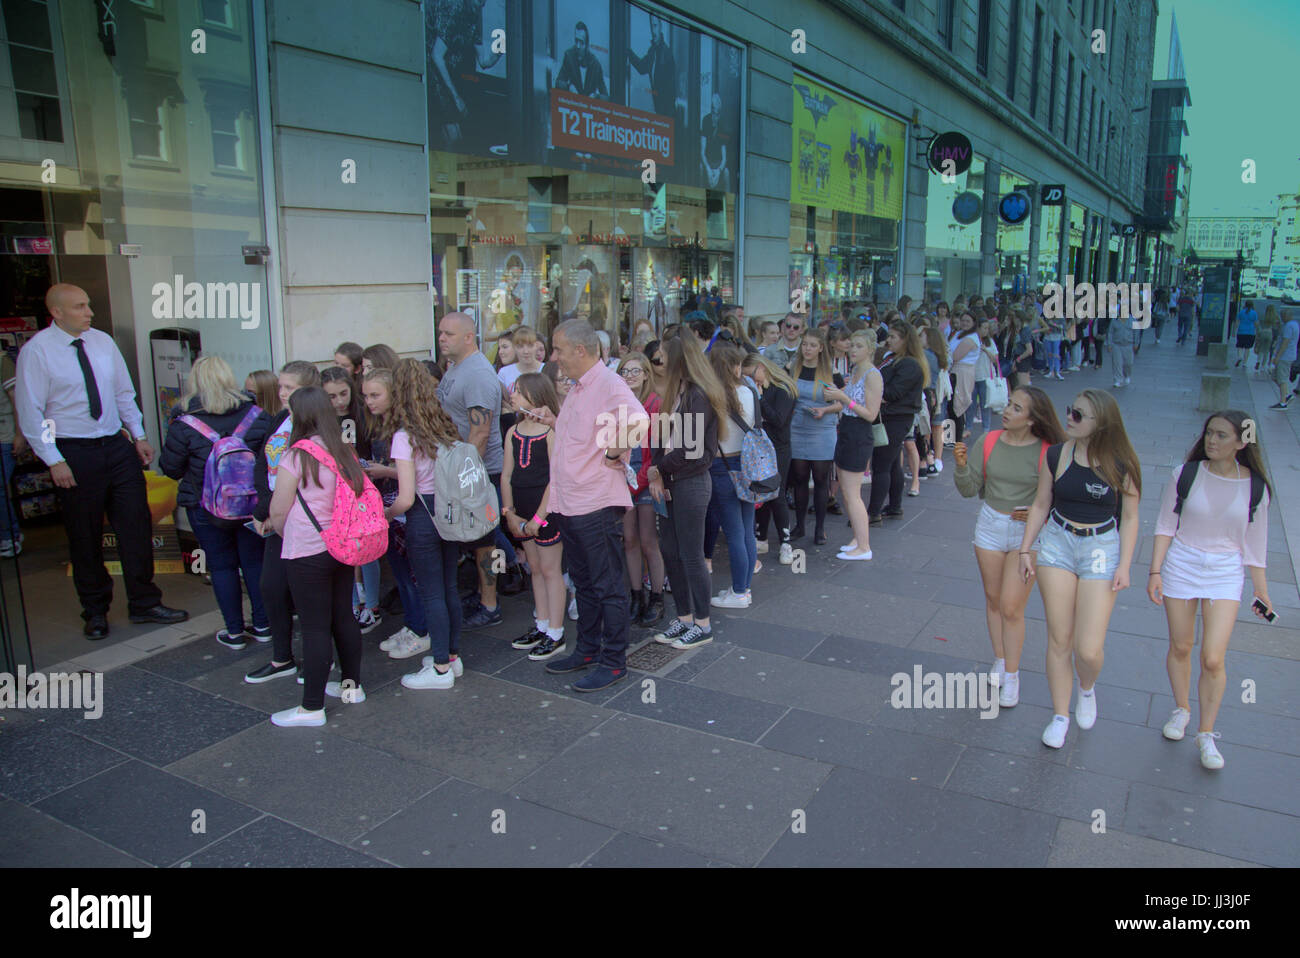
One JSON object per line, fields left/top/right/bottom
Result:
{"left": 834, "top": 415, "right": 874, "bottom": 473}
{"left": 511, "top": 484, "right": 561, "bottom": 546}
{"left": 1236, "top": 334, "right": 1256, "bottom": 350}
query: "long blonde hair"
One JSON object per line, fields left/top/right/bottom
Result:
{"left": 742, "top": 352, "right": 796, "bottom": 398}
{"left": 848, "top": 329, "right": 877, "bottom": 385}
{"left": 183, "top": 356, "right": 246, "bottom": 415}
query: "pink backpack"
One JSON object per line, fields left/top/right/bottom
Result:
{"left": 290, "top": 440, "right": 387, "bottom": 565}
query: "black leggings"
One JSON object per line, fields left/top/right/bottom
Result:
{"left": 868, "top": 417, "right": 914, "bottom": 515}
{"left": 789, "top": 458, "right": 832, "bottom": 535}
{"left": 755, "top": 449, "right": 792, "bottom": 543}
{"left": 286, "top": 550, "right": 363, "bottom": 711}
{"left": 260, "top": 532, "right": 294, "bottom": 664}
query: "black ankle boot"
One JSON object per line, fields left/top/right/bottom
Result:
{"left": 640, "top": 589, "right": 664, "bottom": 627}
{"left": 629, "top": 587, "right": 646, "bottom": 625}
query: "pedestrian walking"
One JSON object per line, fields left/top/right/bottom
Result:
{"left": 1149, "top": 411, "right": 1275, "bottom": 770}
{"left": 1268, "top": 309, "right": 1298, "bottom": 409}
{"left": 1234, "top": 300, "right": 1258, "bottom": 367}
{"left": 1108, "top": 310, "right": 1135, "bottom": 387}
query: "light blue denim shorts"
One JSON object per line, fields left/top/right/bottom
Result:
{"left": 1035, "top": 515, "right": 1120, "bottom": 580}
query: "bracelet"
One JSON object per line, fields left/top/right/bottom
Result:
{"left": 1019, "top": 551, "right": 1032, "bottom": 555}
{"left": 605, "top": 451, "right": 621, "bottom": 461}
{"left": 848, "top": 399, "right": 857, "bottom": 411}
{"left": 532, "top": 513, "right": 546, "bottom": 527}
{"left": 1149, "top": 571, "right": 1162, "bottom": 577}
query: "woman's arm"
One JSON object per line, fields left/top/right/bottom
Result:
{"left": 267, "top": 455, "right": 299, "bottom": 535}
{"left": 1148, "top": 533, "right": 1173, "bottom": 604}
{"left": 386, "top": 458, "right": 416, "bottom": 520}
{"left": 158, "top": 421, "right": 189, "bottom": 480}
{"left": 1113, "top": 478, "right": 1140, "bottom": 592}
{"left": 951, "top": 339, "right": 976, "bottom": 363}
{"left": 499, "top": 428, "right": 522, "bottom": 534}
{"left": 1018, "top": 457, "right": 1056, "bottom": 581}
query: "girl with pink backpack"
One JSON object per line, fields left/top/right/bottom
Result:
{"left": 267, "top": 387, "right": 381, "bottom": 727}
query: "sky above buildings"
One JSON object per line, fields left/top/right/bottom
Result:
{"left": 1154, "top": 1, "right": 1300, "bottom": 217}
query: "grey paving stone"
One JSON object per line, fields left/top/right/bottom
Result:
{"left": 809, "top": 631, "right": 987, "bottom": 679}
{"left": 604, "top": 674, "right": 787, "bottom": 743}
{"left": 905, "top": 605, "right": 1049, "bottom": 667}
{"left": 33, "top": 760, "right": 261, "bottom": 867}
{"left": 582, "top": 831, "right": 716, "bottom": 867}
{"left": 944, "top": 746, "right": 1131, "bottom": 828}
{"left": 324, "top": 674, "right": 612, "bottom": 790}
{"left": 132, "top": 633, "right": 251, "bottom": 682}
{"left": 660, "top": 636, "right": 733, "bottom": 680}
{"left": 744, "top": 581, "right": 940, "bottom": 646}
{"left": 839, "top": 566, "right": 943, "bottom": 601}
{"left": 872, "top": 697, "right": 1076, "bottom": 763}
{"left": 0, "top": 797, "right": 148, "bottom": 868}
{"left": 457, "top": 629, "right": 536, "bottom": 676}
{"left": 702, "top": 620, "right": 835, "bottom": 661}
{"left": 1046, "top": 817, "right": 1262, "bottom": 867}
{"left": 166, "top": 721, "right": 450, "bottom": 844}
{"left": 758, "top": 708, "right": 963, "bottom": 786}
{"left": 923, "top": 574, "right": 993, "bottom": 611}
{"left": 758, "top": 766, "right": 1057, "bottom": 867}
{"left": 1224, "top": 650, "right": 1300, "bottom": 717}
{"left": 0, "top": 724, "right": 129, "bottom": 804}
{"left": 689, "top": 647, "right": 889, "bottom": 724}
{"left": 1147, "top": 692, "right": 1300, "bottom": 756}
{"left": 182, "top": 815, "right": 388, "bottom": 868}
{"left": 513, "top": 713, "right": 831, "bottom": 866}
{"left": 1122, "top": 782, "right": 1300, "bottom": 868}
{"left": 493, "top": 657, "right": 627, "bottom": 706}
{"left": 1068, "top": 718, "right": 1300, "bottom": 818}
{"left": 354, "top": 778, "right": 613, "bottom": 867}
{"left": 40, "top": 665, "right": 266, "bottom": 766}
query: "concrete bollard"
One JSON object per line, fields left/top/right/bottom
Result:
{"left": 1198, "top": 372, "right": 1231, "bottom": 411}
{"left": 1206, "top": 343, "right": 1229, "bottom": 370}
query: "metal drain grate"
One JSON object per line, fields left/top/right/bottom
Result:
{"left": 626, "top": 642, "right": 684, "bottom": 672}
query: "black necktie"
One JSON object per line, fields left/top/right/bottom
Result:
{"left": 71, "top": 339, "right": 103, "bottom": 420}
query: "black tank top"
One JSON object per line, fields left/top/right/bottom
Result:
{"left": 1049, "top": 443, "right": 1120, "bottom": 523}
{"left": 510, "top": 430, "right": 551, "bottom": 490}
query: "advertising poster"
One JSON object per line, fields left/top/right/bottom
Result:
{"left": 429, "top": 0, "right": 742, "bottom": 192}
{"left": 631, "top": 247, "right": 680, "bottom": 333}
{"left": 560, "top": 246, "right": 616, "bottom": 333}
{"left": 790, "top": 76, "right": 906, "bottom": 221}
{"left": 484, "top": 247, "right": 544, "bottom": 339}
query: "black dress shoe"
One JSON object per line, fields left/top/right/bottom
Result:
{"left": 883, "top": 509, "right": 905, "bottom": 519}
{"left": 83, "top": 614, "right": 109, "bottom": 640}
{"left": 128, "top": 604, "right": 189, "bottom": 625}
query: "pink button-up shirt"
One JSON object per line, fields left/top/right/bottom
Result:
{"left": 550, "top": 360, "right": 649, "bottom": 516}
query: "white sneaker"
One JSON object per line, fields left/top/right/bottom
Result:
{"left": 711, "top": 588, "right": 752, "bottom": 609}
{"left": 271, "top": 706, "right": 326, "bottom": 728}
{"left": 402, "top": 662, "right": 455, "bottom": 690}
{"left": 1162, "top": 707, "right": 1192, "bottom": 741}
{"left": 999, "top": 671, "right": 1020, "bottom": 708}
{"left": 324, "top": 681, "right": 366, "bottom": 703}
{"left": 387, "top": 631, "right": 431, "bottom": 659}
{"left": 933, "top": 459, "right": 943, "bottom": 473}
{"left": 1113, "top": 380, "right": 1124, "bottom": 389}
{"left": 1196, "top": 731, "right": 1224, "bottom": 769}
{"left": 568, "top": 595, "right": 579, "bottom": 620}
{"left": 779, "top": 542, "right": 795, "bottom": 565}
{"left": 756, "top": 539, "right": 769, "bottom": 555}
{"left": 836, "top": 548, "right": 872, "bottom": 560}
{"left": 423, "top": 655, "right": 465, "bottom": 677}
{"left": 1042, "top": 715, "right": 1069, "bottom": 748}
{"left": 1076, "top": 688, "right": 1098, "bottom": 729}
{"left": 380, "top": 626, "right": 414, "bottom": 652}
{"left": 1123, "top": 376, "right": 1131, "bottom": 386}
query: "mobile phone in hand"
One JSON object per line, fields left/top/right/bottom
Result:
{"left": 1252, "top": 597, "right": 1278, "bottom": 623}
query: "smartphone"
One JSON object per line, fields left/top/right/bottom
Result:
{"left": 244, "top": 520, "right": 267, "bottom": 537}
{"left": 1252, "top": 598, "right": 1278, "bottom": 623}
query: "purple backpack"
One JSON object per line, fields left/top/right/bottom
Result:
{"left": 179, "top": 406, "right": 263, "bottom": 523}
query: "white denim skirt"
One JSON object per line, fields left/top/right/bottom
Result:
{"left": 1160, "top": 537, "right": 1245, "bottom": 602}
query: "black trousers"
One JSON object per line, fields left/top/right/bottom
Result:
{"left": 55, "top": 434, "right": 162, "bottom": 617}
{"left": 657, "top": 472, "right": 712, "bottom": 621}
{"left": 867, "top": 416, "right": 914, "bottom": 516}
{"left": 260, "top": 532, "right": 294, "bottom": 663}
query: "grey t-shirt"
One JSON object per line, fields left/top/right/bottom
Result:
{"left": 437, "top": 350, "right": 504, "bottom": 474}
{"left": 1279, "top": 319, "right": 1300, "bottom": 363}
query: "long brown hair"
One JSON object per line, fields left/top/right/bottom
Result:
{"left": 246, "top": 369, "right": 281, "bottom": 416}
{"left": 362, "top": 343, "right": 400, "bottom": 371}
{"left": 709, "top": 342, "right": 746, "bottom": 420}
{"left": 889, "top": 321, "right": 931, "bottom": 389}
{"left": 513, "top": 372, "right": 560, "bottom": 417}
{"left": 618, "top": 351, "right": 655, "bottom": 404}
{"left": 742, "top": 352, "right": 796, "bottom": 398}
{"left": 361, "top": 367, "right": 396, "bottom": 442}
{"left": 1185, "top": 410, "right": 1274, "bottom": 501}
{"left": 789, "top": 328, "right": 834, "bottom": 385}
{"left": 922, "top": 326, "right": 949, "bottom": 370}
{"left": 1012, "top": 386, "right": 1066, "bottom": 445}
{"left": 391, "top": 358, "right": 460, "bottom": 460}
{"left": 662, "top": 332, "right": 728, "bottom": 424}
{"left": 1074, "top": 389, "right": 1141, "bottom": 497}
{"left": 287, "top": 387, "right": 365, "bottom": 495}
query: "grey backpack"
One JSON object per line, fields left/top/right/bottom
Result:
{"left": 424, "top": 440, "right": 501, "bottom": 542}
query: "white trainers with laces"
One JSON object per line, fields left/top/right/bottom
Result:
{"left": 779, "top": 542, "right": 795, "bottom": 565}
{"left": 1042, "top": 715, "right": 1069, "bottom": 749}
{"left": 402, "top": 662, "right": 455, "bottom": 689}
{"left": 1162, "top": 707, "right": 1192, "bottom": 741}
{"left": 380, "top": 626, "right": 414, "bottom": 652}
{"left": 999, "top": 671, "right": 1020, "bottom": 708}
{"left": 1196, "top": 731, "right": 1224, "bottom": 769}
{"left": 711, "top": 588, "right": 752, "bottom": 609}
{"left": 1076, "top": 687, "right": 1098, "bottom": 729}
{"left": 423, "top": 655, "right": 464, "bottom": 677}
{"left": 387, "top": 630, "right": 431, "bottom": 659}
{"left": 325, "top": 681, "right": 366, "bottom": 703}
{"left": 990, "top": 658, "right": 1005, "bottom": 688}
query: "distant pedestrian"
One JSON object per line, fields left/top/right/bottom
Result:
{"left": 1175, "top": 290, "right": 1196, "bottom": 345}
{"left": 1234, "top": 300, "right": 1258, "bottom": 367}
{"left": 1269, "top": 309, "right": 1298, "bottom": 409}
{"left": 1108, "top": 310, "right": 1134, "bottom": 388}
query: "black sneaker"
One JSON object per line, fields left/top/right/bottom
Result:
{"left": 653, "top": 619, "right": 692, "bottom": 645}
{"left": 511, "top": 628, "right": 547, "bottom": 650}
{"left": 463, "top": 605, "right": 503, "bottom": 630}
{"left": 1270, "top": 401, "right": 1289, "bottom": 409}
{"left": 244, "top": 660, "right": 296, "bottom": 684}
{"left": 670, "top": 625, "right": 713, "bottom": 649}
{"left": 216, "top": 629, "right": 247, "bottom": 650}
{"left": 528, "top": 636, "right": 567, "bottom": 661}
{"left": 248, "top": 625, "right": 273, "bottom": 643}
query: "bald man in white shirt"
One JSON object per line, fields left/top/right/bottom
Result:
{"left": 16, "top": 284, "right": 188, "bottom": 639}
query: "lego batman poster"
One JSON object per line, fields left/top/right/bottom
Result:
{"left": 790, "top": 75, "right": 906, "bottom": 221}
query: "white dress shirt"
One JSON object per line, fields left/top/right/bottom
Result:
{"left": 16, "top": 323, "right": 146, "bottom": 466}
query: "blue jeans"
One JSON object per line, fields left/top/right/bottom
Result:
{"left": 186, "top": 507, "right": 268, "bottom": 635}
{"left": 709, "top": 457, "right": 757, "bottom": 594}
{"left": 970, "top": 381, "right": 987, "bottom": 432}
{"left": 0, "top": 442, "right": 18, "bottom": 541}
{"left": 386, "top": 524, "right": 427, "bottom": 636}
{"left": 556, "top": 507, "right": 630, "bottom": 670}
{"left": 404, "top": 496, "right": 462, "bottom": 666}
{"left": 357, "top": 560, "right": 380, "bottom": 609}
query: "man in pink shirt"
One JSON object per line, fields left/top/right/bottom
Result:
{"left": 539, "top": 319, "right": 648, "bottom": 690}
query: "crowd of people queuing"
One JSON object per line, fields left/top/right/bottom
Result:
{"left": 12, "top": 283, "right": 1283, "bottom": 768}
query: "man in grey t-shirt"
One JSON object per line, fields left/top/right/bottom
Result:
{"left": 437, "top": 312, "right": 510, "bottom": 627}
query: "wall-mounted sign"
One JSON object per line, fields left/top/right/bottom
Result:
{"left": 95, "top": 0, "right": 116, "bottom": 57}
{"left": 952, "top": 191, "right": 982, "bottom": 225}
{"left": 13, "top": 237, "right": 53, "bottom": 254}
{"left": 1040, "top": 184, "right": 1065, "bottom": 205}
{"left": 927, "top": 131, "right": 973, "bottom": 176}
{"left": 998, "top": 192, "right": 1031, "bottom": 225}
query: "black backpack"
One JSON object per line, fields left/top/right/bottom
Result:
{"left": 1173, "top": 460, "right": 1265, "bottom": 528}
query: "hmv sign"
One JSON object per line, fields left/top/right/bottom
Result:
{"left": 927, "top": 131, "right": 973, "bottom": 176}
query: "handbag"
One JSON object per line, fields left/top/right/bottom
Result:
{"left": 985, "top": 375, "right": 1009, "bottom": 412}
{"left": 871, "top": 416, "right": 888, "bottom": 445}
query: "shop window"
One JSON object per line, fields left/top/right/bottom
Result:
{"left": 2, "top": 0, "right": 53, "bottom": 48}
{"left": 936, "top": 0, "right": 954, "bottom": 50}
{"left": 127, "top": 87, "right": 168, "bottom": 161}
{"left": 14, "top": 91, "right": 60, "bottom": 141}
{"left": 200, "top": 0, "right": 232, "bottom": 27}
{"left": 1005, "top": 0, "right": 1021, "bottom": 100}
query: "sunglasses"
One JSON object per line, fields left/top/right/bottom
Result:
{"left": 1066, "top": 406, "right": 1092, "bottom": 423}
{"left": 651, "top": 356, "right": 664, "bottom": 366}
{"left": 783, "top": 322, "right": 803, "bottom": 330}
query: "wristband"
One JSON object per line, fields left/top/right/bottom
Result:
{"left": 605, "top": 451, "right": 621, "bottom": 461}
{"left": 1149, "top": 571, "right": 1162, "bottom": 577}
{"left": 532, "top": 514, "right": 546, "bottom": 528}
{"left": 1019, "top": 551, "right": 1032, "bottom": 555}
{"left": 848, "top": 399, "right": 857, "bottom": 411}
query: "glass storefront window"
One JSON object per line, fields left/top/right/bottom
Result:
{"left": 1038, "top": 203, "right": 1063, "bottom": 287}
{"left": 426, "top": 0, "right": 744, "bottom": 356}
{"left": 923, "top": 155, "right": 985, "bottom": 303}
{"left": 996, "top": 169, "right": 1031, "bottom": 293}
{"left": 788, "top": 75, "right": 905, "bottom": 324}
